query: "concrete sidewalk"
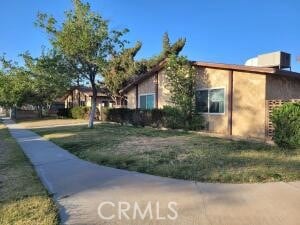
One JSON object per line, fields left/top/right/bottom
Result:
{"left": 3, "top": 118, "right": 300, "bottom": 225}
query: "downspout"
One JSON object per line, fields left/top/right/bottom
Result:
{"left": 155, "top": 73, "right": 159, "bottom": 108}
{"left": 135, "top": 85, "right": 138, "bottom": 109}
{"left": 228, "top": 70, "right": 233, "bottom": 136}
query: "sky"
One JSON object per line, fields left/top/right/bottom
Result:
{"left": 1, "top": 0, "right": 300, "bottom": 71}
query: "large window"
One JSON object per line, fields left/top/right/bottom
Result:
{"left": 196, "top": 88, "right": 225, "bottom": 114}
{"left": 139, "top": 94, "right": 155, "bottom": 109}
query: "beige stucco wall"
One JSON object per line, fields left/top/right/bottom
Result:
{"left": 124, "top": 67, "right": 271, "bottom": 139}
{"left": 126, "top": 76, "right": 156, "bottom": 109}
{"left": 126, "top": 72, "right": 172, "bottom": 109}
{"left": 232, "top": 72, "right": 266, "bottom": 139}
{"left": 196, "top": 68, "right": 230, "bottom": 134}
{"left": 157, "top": 70, "right": 171, "bottom": 108}
{"left": 138, "top": 76, "right": 156, "bottom": 95}
{"left": 266, "top": 75, "right": 300, "bottom": 100}
{"left": 127, "top": 88, "right": 136, "bottom": 109}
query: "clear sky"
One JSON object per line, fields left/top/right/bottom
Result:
{"left": 1, "top": 0, "right": 300, "bottom": 71}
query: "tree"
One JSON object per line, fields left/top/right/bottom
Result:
{"left": 22, "top": 50, "right": 73, "bottom": 116}
{"left": 165, "top": 54, "right": 197, "bottom": 124}
{"left": 137, "top": 32, "right": 186, "bottom": 74}
{"left": 0, "top": 51, "right": 72, "bottom": 117}
{"left": 103, "top": 42, "right": 142, "bottom": 104}
{"left": 36, "top": 0, "right": 128, "bottom": 128}
{"left": 0, "top": 57, "right": 32, "bottom": 109}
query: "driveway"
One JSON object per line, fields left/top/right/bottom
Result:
{"left": 3, "top": 118, "right": 300, "bottom": 225}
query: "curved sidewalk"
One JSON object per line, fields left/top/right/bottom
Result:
{"left": 3, "top": 118, "right": 300, "bottom": 225}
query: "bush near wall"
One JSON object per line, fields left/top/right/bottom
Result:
{"left": 70, "top": 106, "right": 90, "bottom": 119}
{"left": 57, "top": 108, "right": 71, "bottom": 118}
{"left": 104, "top": 106, "right": 205, "bottom": 130}
{"left": 271, "top": 103, "right": 300, "bottom": 149}
{"left": 69, "top": 106, "right": 100, "bottom": 120}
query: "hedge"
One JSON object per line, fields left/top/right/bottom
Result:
{"left": 271, "top": 102, "right": 300, "bottom": 149}
{"left": 57, "top": 108, "right": 71, "bottom": 118}
{"left": 62, "top": 106, "right": 101, "bottom": 120}
{"left": 104, "top": 106, "right": 205, "bottom": 131}
{"left": 70, "top": 106, "right": 90, "bottom": 119}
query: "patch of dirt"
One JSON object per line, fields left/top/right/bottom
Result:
{"left": 116, "top": 136, "right": 192, "bottom": 153}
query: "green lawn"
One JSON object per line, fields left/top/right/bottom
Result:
{"left": 30, "top": 122, "right": 300, "bottom": 183}
{"left": 0, "top": 123, "right": 59, "bottom": 225}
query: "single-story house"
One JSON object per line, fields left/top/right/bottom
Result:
{"left": 64, "top": 86, "right": 125, "bottom": 110}
{"left": 120, "top": 52, "right": 300, "bottom": 139}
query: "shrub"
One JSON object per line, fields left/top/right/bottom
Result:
{"left": 104, "top": 108, "right": 118, "bottom": 122}
{"left": 271, "top": 103, "right": 300, "bottom": 149}
{"left": 126, "top": 109, "right": 150, "bottom": 127}
{"left": 151, "top": 108, "right": 165, "bottom": 127}
{"left": 129, "top": 109, "right": 144, "bottom": 126}
{"left": 104, "top": 106, "right": 205, "bottom": 131}
{"left": 162, "top": 106, "right": 185, "bottom": 129}
{"left": 105, "top": 108, "right": 131, "bottom": 124}
{"left": 70, "top": 106, "right": 100, "bottom": 120}
{"left": 70, "top": 106, "right": 90, "bottom": 119}
{"left": 57, "top": 108, "right": 71, "bottom": 118}
{"left": 118, "top": 108, "right": 131, "bottom": 124}
{"left": 188, "top": 114, "right": 205, "bottom": 131}
{"left": 101, "top": 107, "right": 109, "bottom": 121}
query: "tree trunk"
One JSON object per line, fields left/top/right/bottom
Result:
{"left": 88, "top": 84, "right": 97, "bottom": 128}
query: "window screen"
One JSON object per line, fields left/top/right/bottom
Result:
{"left": 196, "top": 88, "right": 225, "bottom": 114}
{"left": 139, "top": 94, "right": 155, "bottom": 109}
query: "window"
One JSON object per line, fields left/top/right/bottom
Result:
{"left": 196, "top": 88, "right": 225, "bottom": 114}
{"left": 139, "top": 94, "right": 155, "bottom": 109}
{"left": 80, "top": 101, "right": 86, "bottom": 106}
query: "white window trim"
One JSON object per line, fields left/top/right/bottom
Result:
{"left": 138, "top": 93, "right": 156, "bottom": 109}
{"left": 196, "top": 87, "right": 226, "bottom": 115}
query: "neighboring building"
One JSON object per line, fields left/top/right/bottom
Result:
{"left": 0, "top": 106, "right": 6, "bottom": 115}
{"left": 63, "top": 86, "right": 124, "bottom": 110}
{"left": 120, "top": 52, "right": 300, "bottom": 139}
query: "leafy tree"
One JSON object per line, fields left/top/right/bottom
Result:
{"left": 137, "top": 33, "right": 186, "bottom": 74}
{"left": 103, "top": 33, "right": 185, "bottom": 104}
{"left": 22, "top": 50, "right": 72, "bottom": 116}
{"left": 103, "top": 42, "right": 142, "bottom": 104}
{"left": 36, "top": 0, "right": 129, "bottom": 128}
{"left": 165, "top": 54, "right": 197, "bottom": 125}
{"left": 0, "top": 52, "right": 72, "bottom": 117}
{"left": 0, "top": 57, "right": 32, "bottom": 109}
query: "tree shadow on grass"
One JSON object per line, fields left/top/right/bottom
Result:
{"left": 32, "top": 123, "right": 300, "bottom": 183}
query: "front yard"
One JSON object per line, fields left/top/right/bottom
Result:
{"left": 16, "top": 118, "right": 88, "bottom": 128}
{"left": 0, "top": 123, "right": 58, "bottom": 225}
{"left": 24, "top": 120, "right": 300, "bottom": 183}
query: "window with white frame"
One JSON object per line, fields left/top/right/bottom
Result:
{"left": 139, "top": 93, "right": 155, "bottom": 109}
{"left": 196, "top": 88, "right": 225, "bottom": 114}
